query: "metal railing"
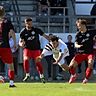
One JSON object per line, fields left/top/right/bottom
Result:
{"left": 75, "top": 0, "right": 96, "bottom": 3}
{"left": 11, "top": 0, "right": 21, "bottom": 32}
{"left": 36, "top": 7, "right": 69, "bottom": 33}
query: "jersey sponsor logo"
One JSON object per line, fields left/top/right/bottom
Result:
{"left": 31, "top": 31, "right": 35, "bottom": 35}
{"left": 86, "top": 33, "right": 90, "bottom": 37}
{"left": 27, "top": 36, "right": 35, "bottom": 40}
{"left": 79, "top": 36, "right": 82, "bottom": 38}
{"left": 25, "top": 34, "right": 28, "bottom": 36}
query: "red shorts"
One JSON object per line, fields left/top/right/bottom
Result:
{"left": 23, "top": 48, "right": 41, "bottom": 59}
{"left": 0, "top": 48, "right": 13, "bottom": 64}
{"left": 73, "top": 53, "right": 94, "bottom": 64}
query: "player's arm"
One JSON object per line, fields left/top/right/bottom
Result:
{"left": 9, "top": 29, "right": 17, "bottom": 48}
{"left": 42, "top": 33, "right": 50, "bottom": 41}
{"left": 75, "top": 42, "right": 83, "bottom": 48}
{"left": 75, "top": 32, "right": 83, "bottom": 48}
{"left": 35, "top": 49, "right": 46, "bottom": 63}
{"left": 53, "top": 53, "right": 64, "bottom": 64}
{"left": 35, "top": 48, "right": 51, "bottom": 63}
{"left": 19, "top": 38, "right": 25, "bottom": 48}
{"left": 53, "top": 47, "right": 68, "bottom": 64}
{"left": 35, "top": 54, "right": 44, "bottom": 63}
{"left": 35, "top": 28, "right": 50, "bottom": 41}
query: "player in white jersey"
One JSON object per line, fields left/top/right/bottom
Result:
{"left": 36, "top": 35, "right": 70, "bottom": 72}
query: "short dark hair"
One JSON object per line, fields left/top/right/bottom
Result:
{"left": 67, "top": 34, "right": 72, "bottom": 37}
{"left": 50, "top": 35, "right": 59, "bottom": 42}
{"left": 25, "top": 17, "right": 32, "bottom": 22}
{"left": 0, "top": 6, "right": 5, "bottom": 17}
{"left": 76, "top": 19, "right": 87, "bottom": 26}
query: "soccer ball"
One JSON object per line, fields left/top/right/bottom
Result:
{"left": 0, "top": 76, "right": 4, "bottom": 83}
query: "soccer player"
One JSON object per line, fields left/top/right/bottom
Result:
{"left": 36, "top": 35, "right": 70, "bottom": 75}
{"left": 0, "top": 6, "right": 17, "bottom": 87}
{"left": 19, "top": 17, "right": 49, "bottom": 83}
{"left": 68, "top": 19, "right": 96, "bottom": 84}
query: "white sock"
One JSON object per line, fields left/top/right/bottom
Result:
{"left": 26, "top": 73, "right": 30, "bottom": 76}
{"left": 10, "top": 80, "right": 14, "bottom": 86}
{"left": 40, "top": 74, "right": 44, "bottom": 78}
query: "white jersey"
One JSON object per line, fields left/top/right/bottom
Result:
{"left": 42, "top": 39, "right": 69, "bottom": 65}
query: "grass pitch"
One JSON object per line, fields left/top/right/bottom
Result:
{"left": 0, "top": 82, "right": 96, "bottom": 96}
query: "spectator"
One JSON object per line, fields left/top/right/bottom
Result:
{"left": 65, "top": 35, "right": 75, "bottom": 65}
{"left": 48, "top": 0, "right": 58, "bottom": 15}
{"left": 57, "top": 0, "right": 67, "bottom": 15}
{"left": 38, "top": 0, "right": 48, "bottom": 16}
{"left": 48, "top": 0, "right": 67, "bottom": 15}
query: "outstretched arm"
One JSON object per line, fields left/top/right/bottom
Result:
{"left": 42, "top": 34, "right": 50, "bottom": 41}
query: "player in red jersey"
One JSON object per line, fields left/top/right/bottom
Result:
{"left": 68, "top": 19, "right": 96, "bottom": 84}
{"left": 19, "top": 17, "right": 49, "bottom": 83}
{"left": 0, "top": 6, "right": 17, "bottom": 87}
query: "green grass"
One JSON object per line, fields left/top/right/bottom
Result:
{"left": 0, "top": 82, "right": 96, "bottom": 96}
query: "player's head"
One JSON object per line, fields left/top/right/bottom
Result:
{"left": 49, "top": 33, "right": 53, "bottom": 41}
{"left": 50, "top": 35, "right": 59, "bottom": 48}
{"left": 76, "top": 19, "right": 87, "bottom": 31}
{"left": 25, "top": 17, "right": 32, "bottom": 30}
{"left": 0, "top": 6, "right": 5, "bottom": 18}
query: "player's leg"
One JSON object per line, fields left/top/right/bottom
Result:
{"left": 68, "top": 54, "right": 86, "bottom": 83}
{"left": 44, "top": 55, "right": 53, "bottom": 81}
{"left": 68, "top": 59, "right": 78, "bottom": 83}
{"left": 23, "top": 56, "right": 30, "bottom": 81}
{"left": 23, "top": 49, "right": 30, "bottom": 81}
{"left": 82, "top": 54, "right": 94, "bottom": 84}
{"left": 8, "top": 64, "right": 16, "bottom": 87}
{"left": 2, "top": 48, "right": 16, "bottom": 87}
{"left": 60, "top": 64, "right": 70, "bottom": 71}
{"left": 57, "top": 58, "right": 70, "bottom": 80}
{"left": 34, "top": 50, "right": 45, "bottom": 83}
